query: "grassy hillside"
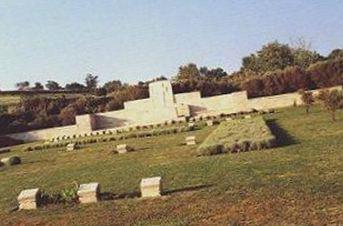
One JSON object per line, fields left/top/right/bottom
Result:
{"left": 0, "top": 105, "right": 342, "bottom": 225}
{"left": 0, "top": 92, "right": 89, "bottom": 107}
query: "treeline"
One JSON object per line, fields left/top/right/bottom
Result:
{"left": 0, "top": 41, "right": 342, "bottom": 135}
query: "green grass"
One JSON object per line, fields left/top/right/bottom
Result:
{"left": 0, "top": 105, "right": 342, "bottom": 225}
{"left": 197, "top": 116, "right": 275, "bottom": 155}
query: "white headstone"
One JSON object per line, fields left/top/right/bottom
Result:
{"left": 77, "top": 183, "right": 100, "bottom": 204}
{"left": 67, "top": 143, "right": 76, "bottom": 151}
{"left": 206, "top": 120, "right": 213, "bottom": 126}
{"left": 116, "top": 144, "right": 128, "bottom": 154}
{"left": 17, "top": 188, "right": 41, "bottom": 210}
{"left": 140, "top": 177, "right": 162, "bottom": 198}
{"left": 186, "top": 136, "right": 196, "bottom": 145}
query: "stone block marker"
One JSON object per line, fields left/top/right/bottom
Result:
{"left": 116, "top": 144, "right": 128, "bottom": 154}
{"left": 140, "top": 177, "right": 162, "bottom": 198}
{"left": 66, "top": 143, "right": 76, "bottom": 151}
{"left": 0, "top": 157, "right": 10, "bottom": 165}
{"left": 77, "top": 183, "right": 100, "bottom": 204}
{"left": 17, "top": 188, "right": 41, "bottom": 210}
{"left": 188, "top": 122, "right": 195, "bottom": 127}
{"left": 226, "top": 117, "right": 233, "bottom": 121}
{"left": 186, "top": 136, "right": 196, "bottom": 145}
{"left": 206, "top": 120, "right": 213, "bottom": 126}
{"left": 244, "top": 115, "right": 251, "bottom": 119}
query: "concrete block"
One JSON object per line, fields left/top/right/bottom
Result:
{"left": 17, "top": 188, "right": 41, "bottom": 210}
{"left": 225, "top": 117, "right": 233, "bottom": 121}
{"left": 77, "top": 183, "right": 100, "bottom": 204}
{"left": 188, "top": 122, "right": 195, "bottom": 127}
{"left": 140, "top": 177, "right": 162, "bottom": 198}
{"left": 186, "top": 136, "right": 196, "bottom": 145}
{"left": 116, "top": 144, "right": 128, "bottom": 154}
{"left": 66, "top": 143, "right": 76, "bottom": 151}
{"left": 244, "top": 115, "right": 251, "bottom": 119}
{"left": 206, "top": 120, "right": 213, "bottom": 126}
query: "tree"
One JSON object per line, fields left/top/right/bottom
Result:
{"left": 317, "top": 89, "right": 343, "bottom": 121}
{"left": 175, "top": 63, "right": 200, "bottom": 81}
{"left": 32, "top": 82, "right": 44, "bottom": 91}
{"left": 59, "top": 106, "right": 76, "bottom": 125}
{"left": 65, "top": 82, "right": 86, "bottom": 91}
{"left": 293, "top": 49, "right": 323, "bottom": 69}
{"left": 299, "top": 90, "right": 314, "bottom": 114}
{"left": 45, "top": 81, "right": 62, "bottom": 91}
{"left": 241, "top": 41, "right": 294, "bottom": 74}
{"left": 103, "top": 80, "right": 123, "bottom": 93}
{"left": 16, "top": 81, "right": 30, "bottom": 90}
{"left": 327, "top": 49, "right": 343, "bottom": 60}
{"left": 85, "top": 74, "right": 98, "bottom": 90}
{"left": 200, "top": 67, "right": 227, "bottom": 78}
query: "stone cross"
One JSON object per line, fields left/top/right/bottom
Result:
{"left": 140, "top": 177, "right": 162, "bottom": 198}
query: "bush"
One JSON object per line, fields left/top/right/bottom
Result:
{"left": 9, "top": 156, "right": 21, "bottom": 165}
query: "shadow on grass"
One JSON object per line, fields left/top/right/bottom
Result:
{"left": 163, "top": 184, "right": 213, "bottom": 195}
{"left": 100, "top": 184, "right": 213, "bottom": 201}
{"left": 266, "top": 119, "right": 298, "bottom": 147}
{"left": 100, "top": 191, "right": 141, "bottom": 201}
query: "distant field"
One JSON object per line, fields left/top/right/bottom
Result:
{"left": 0, "top": 105, "right": 342, "bottom": 225}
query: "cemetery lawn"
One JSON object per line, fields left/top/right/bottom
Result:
{"left": 0, "top": 105, "right": 342, "bottom": 225}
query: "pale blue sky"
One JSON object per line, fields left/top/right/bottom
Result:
{"left": 0, "top": 0, "right": 342, "bottom": 90}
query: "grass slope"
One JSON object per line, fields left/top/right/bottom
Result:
{"left": 197, "top": 116, "right": 275, "bottom": 155}
{"left": 0, "top": 105, "right": 342, "bottom": 225}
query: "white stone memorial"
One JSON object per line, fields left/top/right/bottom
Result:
{"left": 17, "top": 188, "right": 41, "bottom": 210}
{"left": 116, "top": 144, "right": 128, "bottom": 154}
{"left": 66, "top": 143, "right": 76, "bottom": 151}
{"left": 77, "top": 183, "right": 100, "bottom": 204}
{"left": 140, "top": 177, "right": 162, "bottom": 198}
{"left": 186, "top": 136, "right": 196, "bottom": 145}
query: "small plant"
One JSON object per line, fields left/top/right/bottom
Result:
{"left": 317, "top": 89, "right": 343, "bottom": 121}
{"left": 61, "top": 182, "right": 78, "bottom": 203}
{"left": 299, "top": 89, "right": 314, "bottom": 114}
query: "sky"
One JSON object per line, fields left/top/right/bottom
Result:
{"left": 0, "top": 0, "right": 342, "bottom": 90}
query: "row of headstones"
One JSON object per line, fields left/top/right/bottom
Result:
{"left": 188, "top": 116, "right": 250, "bottom": 128}
{"left": 17, "top": 177, "right": 163, "bottom": 210}
{"left": 55, "top": 117, "right": 251, "bottom": 150}
{"left": 66, "top": 135, "right": 198, "bottom": 153}
{"left": 50, "top": 118, "right": 188, "bottom": 143}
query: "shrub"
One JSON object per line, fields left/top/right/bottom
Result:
{"left": 9, "top": 156, "right": 21, "bottom": 165}
{"left": 61, "top": 182, "right": 78, "bottom": 203}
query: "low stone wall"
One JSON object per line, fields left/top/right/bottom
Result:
{"left": 7, "top": 125, "right": 78, "bottom": 142}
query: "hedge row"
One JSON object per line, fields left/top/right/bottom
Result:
{"left": 197, "top": 116, "right": 276, "bottom": 156}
